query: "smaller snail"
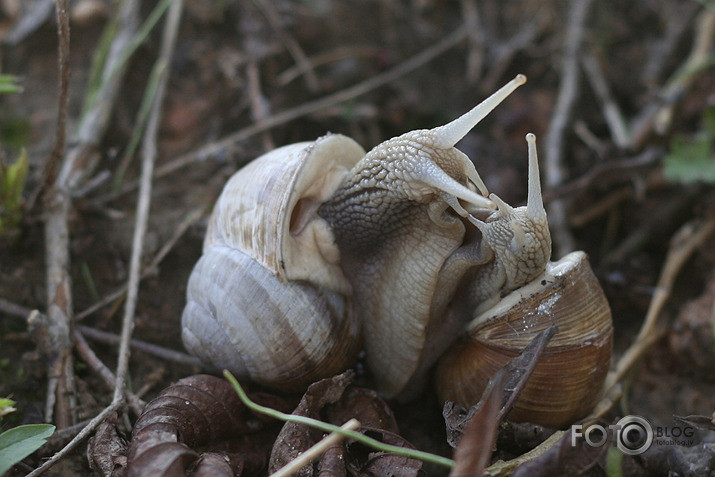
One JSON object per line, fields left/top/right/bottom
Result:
{"left": 436, "top": 250, "right": 613, "bottom": 429}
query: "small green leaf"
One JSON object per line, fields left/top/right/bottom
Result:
{"left": 0, "top": 149, "right": 29, "bottom": 235}
{"left": 0, "top": 424, "right": 55, "bottom": 475}
{"left": 0, "top": 75, "right": 22, "bottom": 95}
{"left": 663, "top": 108, "right": 715, "bottom": 184}
{"left": 0, "top": 398, "right": 16, "bottom": 418}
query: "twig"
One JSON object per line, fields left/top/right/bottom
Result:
{"left": 0, "top": 297, "right": 32, "bottom": 318}
{"left": 26, "top": 403, "right": 124, "bottom": 477}
{"left": 276, "top": 46, "right": 379, "bottom": 86}
{"left": 642, "top": 2, "right": 700, "bottom": 85}
{"left": 604, "top": 216, "right": 715, "bottom": 392}
{"left": 650, "top": 8, "right": 715, "bottom": 135}
{"left": 35, "top": 0, "right": 71, "bottom": 204}
{"left": 270, "top": 419, "right": 361, "bottom": 477}
{"left": 460, "top": 0, "right": 485, "bottom": 84}
{"left": 544, "top": 0, "right": 593, "bottom": 257}
{"left": 41, "top": 0, "right": 75, "bottom": 430}
{"left": 543, "top": 147, "right": 662, "bottom": 202}
{"left": 581, "top": 50, "right": 631, "bottom": 149}
{"left": 603, "top": 187, "right": 701, "bottom": 266}
{"left": 247, "top": 59, "right": 275, "bottom": 151}
{"left": 75, "top": 206, "right": 204, "bottom": 321}
{"left": 106, "top": 24, "right": 470, "bottom": 201}
{"left": 38, "top": 0, "right": 142, "bottom": 430}
{"left": 73, "top": 329, "right": 146, "bottom": 415}
{"left": 0, "top": 298, "right": 204, "bottom": 370}
{"left": 225, "top": 371, "right": 455, "bottom": 469}
{"left": 112, "top": 0, "right": 182, "bottom": 405}
{"left": 251, "top": 0, "right": 320, "bottom": 93}
{"left": 77, "top": 325, "right": 206, "bottom": 369}
{"left": 484, "top": 431, "right": 566, "bottom": 477}
{"left": 630, "top": 8, "right": 715, "bottom": 149}
{"left": 25, "top": 2, "right": 183, "bottom": 475}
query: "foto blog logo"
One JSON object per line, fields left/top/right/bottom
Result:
{"left": 572, "top": 416, "right": 654, "bottom": 455}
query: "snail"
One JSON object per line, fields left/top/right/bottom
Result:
{"left": 181, "top": 74, "right": 613, "bottom": 427}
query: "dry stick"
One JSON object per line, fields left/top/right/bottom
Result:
{"left": 41, "top": 0, "right": 74, "bottom": 430}
{"left": 276, "top": 46, "right": 380, "bottom": 86}
{"left": 544, "top": 0, "right": 593, "bottom": 258}
{"left": 251, "top": 0, "right": 320, "bottom": 93}
{"left": 75, "top": 206, "right": 204, "bottom": 321}
{"left": 581, "top": 51, "right": 630, "bottom": 149}
{"left": 77, "top": 325, "right": 206, "bottom": 369}
{"left": 604, "top": 216, "right": 715, "bottom": 393}
{"left": 247, "top": 60, "right": 275, "bottom": 151}
{"left": 26, "top": 2, "right": 184, "bottom": 476}
{"left": 630, "top": 8, "right": 715, "bottom": 149}
{"left": 643, "top": 2, "right": 700, "bottom": 85}
{"left": 40, "top": 0, "right": 141, "bottom": 429}
{"left": 485, "top": 431, "right": 566, "bottom": 477}
{"left": 270, "top": 419, "right": 362, "bottom": 477}
{"left": 110, "top": 24, "right": 470, "bottom": 200}
{"left": 650, "top": 8, "right": 715, "bottom": 136}
{"left": 112, "top": 0, "right": 183, "bottom": 406}
{"left": 73, "top": 329, "right": 146, "bottom": 415}
{"left": 0, "top": 298, "right": 203, "bottom": 371}
{"left": 460, "top": 0, "right": 485, "bottom": 84}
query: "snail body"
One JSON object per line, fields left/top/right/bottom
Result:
{"left": 181, "top": 75, "right": 613, "bottom": 426}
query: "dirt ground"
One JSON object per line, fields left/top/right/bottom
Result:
{"left": 1, "top": 0, "right": 715, "bottom": 476}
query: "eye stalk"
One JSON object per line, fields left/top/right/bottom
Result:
{"left": 469, "top": 133, "right": 552, "bottom": 308}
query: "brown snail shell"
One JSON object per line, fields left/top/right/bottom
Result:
{"left": 435, "top": 251, "right": 613, "bottom": 428}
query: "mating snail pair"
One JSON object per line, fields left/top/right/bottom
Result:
{"left": 181, "top": 75, "right": 613, "bottom": 428}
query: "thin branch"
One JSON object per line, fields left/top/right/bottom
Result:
{"left": 106, "top": 24, "right": 470, "bottom": 201}
{"left": 77, "top": 325, "right": 206, "bottom": 369}
{"left": 34, "top": 0, "right": 71, "bottom": 204}
{"left": 544, "top": 0, "right": 593, "bottom": 257}
{"left": 270, "top": 419, "right": 361, "bottom": 477}
{"left": 604, "top": 216, "right": 715, "bottom": 392}
{"left": 581, "top": 50, "right": 630, "bottom": 149}
{"left": 25, "top": 403, "right": 124, "bottom": 477}
{"left": 251, "top": 0, "right": 320, "bottom": 93}
{"left": 41, "top": 0, "right": 74, "bottom": 430}
{"left": 73, "top": 329, "right": 146, "bottom": 415}
{"left": 112, "top": 0, "right": 183, "bottom": 405}
{"left": 630, "top": 8, "right": 715, "bottom": 149}
{"left": 0, "top": 298, "right": 204, "bottom": 370}
{"left": 25, "top": 1, "right": 183, "bottom": 475}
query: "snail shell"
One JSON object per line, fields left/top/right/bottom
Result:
{"left": 182, "top": 135, "right": 366, "bottom": 391}
{"left": 435, "top": 251, "right": 613, "bottom": 428}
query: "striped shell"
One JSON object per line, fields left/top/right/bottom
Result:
{"left": 435, "top": 251, "right": 613, "bottom": 428}
{"left": 181, "top": 135, "right": 365, "bottom": 390}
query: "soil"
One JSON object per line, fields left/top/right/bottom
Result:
{"left": 1, "top": 0, "right": 715, "bottom": 476}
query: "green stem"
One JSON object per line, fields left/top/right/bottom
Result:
{"left": 224, "top": 371, "right": 455, "bottom": 469}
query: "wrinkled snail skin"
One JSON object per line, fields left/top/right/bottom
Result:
{"left": 181, "top": 73, "right": 613, "bottom": 425}
{"left": 318, "top": 76, "right": 531, "bottom": 398}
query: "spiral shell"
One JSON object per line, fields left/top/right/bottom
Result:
{"left": 435, "top": 251, "right": 613, "bottom": 428}
{"left": 182, "top": 135, "right": 366, "bottom": 391}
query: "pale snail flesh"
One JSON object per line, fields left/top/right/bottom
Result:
{"left": 181, "top": 74, "right": 613, "bottom": 426}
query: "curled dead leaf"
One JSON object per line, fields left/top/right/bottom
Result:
{"left": 121, "top": 374, "right": 291, "bottom": 477}
{"left": 269, "top": 371, "right": 423, "bottom": 476}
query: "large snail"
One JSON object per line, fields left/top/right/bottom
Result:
{"left": 181, "top": 75, "right": 613, "bottom": 428}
